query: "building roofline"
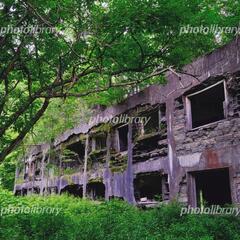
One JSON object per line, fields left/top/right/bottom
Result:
{"left": 28, "top": 36, "right": 240, "bottom": 155}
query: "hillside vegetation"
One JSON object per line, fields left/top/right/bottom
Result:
{"left": 0, "top": 189, "right": 239, "bottom": 240}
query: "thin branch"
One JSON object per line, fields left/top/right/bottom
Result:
{"left": 36, "top": 67, "right": 170, "bottom": 98}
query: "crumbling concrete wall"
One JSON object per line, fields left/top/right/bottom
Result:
{"left": 15, "top": 37, "right": 240, "bottom": 206}
{"left": 170, "top": 75, "right": 240, "bottom": 205}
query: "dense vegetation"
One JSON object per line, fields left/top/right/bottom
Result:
{"left": 0, "top": 188, "right": 239, "bottom": 240}
{"left": 1, "top": 1, "right": 240, "bottom": 238}
{"left": 1, "top": 0, "right": 240, "bottom": 190}
{"left": 1, "top": 0, "right": 240, "bottom": 162}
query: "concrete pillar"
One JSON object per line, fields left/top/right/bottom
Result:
{"left": 83, "top": 135, "right": 89, "bottom": 198}
{"left": 166, "top": 98, "right": 180, "bottom": 200}
{"left": 104, "top": 131, "right": 111, "bottom": 200}
{"left": 125, "top": 123, "right": 135, "bottom": 204}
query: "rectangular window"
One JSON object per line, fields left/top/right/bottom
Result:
{"left": 190, "top": 168, "right": 232, "bottom": 207}
{"left": 187, "top": 81, "right": 226, "bottom": 129}
{"left": 118, "top": 124, "right": 128, "bottom": 152}
{"left": 95, "top": 134, "right": 107, "bottom": 150}
{"left": 144, "top": 110, "right": 160, "bottom": 134}
{"left": 66, "top": 141, "right": 85, "bottom": 159}
{"left": 142, "top": 104, "right": 166, "bottom": 135}
{"left": 134, "top": 172, "right": 166, "bottom": 201}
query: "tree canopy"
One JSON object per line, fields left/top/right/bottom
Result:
{"left": 0, "top": 0, "right": 240, "bottom": 162}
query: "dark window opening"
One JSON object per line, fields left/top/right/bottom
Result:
{"left": 87, "top": 182, "right": 105, "bottom": 200}
{"left": 67, "top": 141, "right": 85, "bottom": 160}
{"left": 118, "top": 125, "right": 128, "bottom": 152}
{"left": 24, "top": 173, "right": 28, "bottom": 180}
{"left": 142, "top": 104, "right": 166, "bottom": 135}
{"left": 134, "top": 172, "right": 163, "bottom": 201}
{"left": 60, "top": 184, "right": 83, "bottom": 197}
{"left": 33, "top": 187, "right": 40, "bottom": 194}
{"left": 34, "top": 168, "right": 41, "bottom": 181}
{"left": 95, "top": 134, "right": 107, "bottom": 150}
{"left": 15, "top": 190, "right": 22, "bottom": 196}
{"left": 144, "top": 110, "right": 159, "bottom": 134}
{"left": 35, "top": 168, "right": 41, "bottom": 176}
{"left": 22, "top": 188, "right": 27, "bottom": 196}
{"left": 189, "top": 82, "right": 225, "bottom": 128}
{"left": 194, "top": 168, "right": 232, "bottom": 206}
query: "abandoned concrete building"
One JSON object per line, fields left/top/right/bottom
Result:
{"left": 14, "top": 37, "right": 240, "bottom": 207}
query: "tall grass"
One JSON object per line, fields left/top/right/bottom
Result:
{"left": 0, "top": 189, "right": 239, "bottom": 240}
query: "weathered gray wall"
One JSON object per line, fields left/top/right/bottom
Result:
{"left": 15, "top": 37, "right": 240, "bottom": 205}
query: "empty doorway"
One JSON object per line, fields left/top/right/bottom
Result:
{"left": 191, "top": 168, "right": 232, "bottom": 206}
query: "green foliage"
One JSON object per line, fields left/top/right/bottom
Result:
{"left": 0, "top": 160, "right": 16, "bottom": 191}
{"left": 63, "top": 167, "right": 79, "bottom": 176}
{"left": 1, "top": 0, "right": 240, "bottom": 161}
{"left": 0, "top": 149, "right": 22, "bottom": 190}
{"left": 25, "top": 98, "right": 92, "bottom": 144}
{"left": 45, "top": 163, "right": 60, "bottom": 177}
{"left": 0, "top": 189, "right": 240, "bottom": 240}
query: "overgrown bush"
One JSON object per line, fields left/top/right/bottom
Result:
{"left": 0, "top": 189, "right": 240, "bottom": 240}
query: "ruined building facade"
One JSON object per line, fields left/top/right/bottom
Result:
{"left": 14, "top": 38, "right": 240, "bottom": 207}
